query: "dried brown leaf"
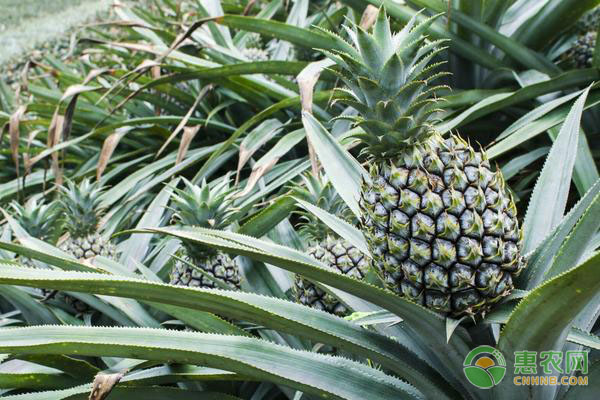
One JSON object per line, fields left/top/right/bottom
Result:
{"left": 51, "top": 115, "right": 65, "bottom": 186}
{"left": 235, "top": 158, "right": 279, "bottom": 198}
{"left": 243, "top": 0, "right": 257, "bottom": 16}
{"left": 60, "top": 84, "right": 100, "bottom": 103}
{"left": 156, "top": 84, "right": 213, "bottom": 158}
{"left": 97, "top": 129, "right": 128, "bottom": 180}
{"left": 296, "top": 59, "right": 334, "bottom": 175}
{"left": 88, "top": 369, "right": 128, "bottom": 400}
{"left": 176, "top": 125, "right": 201, "bottom": 165}
{"left": 83, "top": 68, "right": 111, "bottom": 85}
{"left": 9, "top": 105, "right": 27, "bottom": 176}
{"left": 360, "top": 5, "right": 379, "bottom": 30}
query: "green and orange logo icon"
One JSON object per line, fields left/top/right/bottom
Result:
{"left": 463, "top": 345, "right": 507, "bottom": 389}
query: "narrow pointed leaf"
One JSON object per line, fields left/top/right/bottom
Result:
{"left": 0, "top": 266, "right": 455, "bottom": 399}
{"left": 294, "top": 198, "right": 369, "bottom": 254}
{"left": 497, "top": 252, "right": 600, "bottom": 399}
{"left": 522, "top": 87, "right": 590, "bottom": 253}
{"left": 302, "top": 111, "right": 368, "bottom": 217}
{"left": 0, "top": 326, "right": 421, "bottom": 400}
{"left": 519, "top": 179, "right": 600, "bottom": 288}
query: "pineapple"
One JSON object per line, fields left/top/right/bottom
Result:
{"left": 563, "top": 7, "right": 599, "bottom": 68}
{"left": 59, "top": 179, "right": 115, "bottom": 260}
{"left": 242, "top": 33, "right": 270, "bottom": 61}
{"left": 50, "top": 179, "right": 114, "bottom": 313}
{"left": 10, "top": 198, "right": 61, "bottom": 267}
{"left": 10, "top": 198, "right": 60, "bottom": 243}
{"left": 169, "top": 178, "right": 240, "bottom": 290}
{"left": 564, "top": 31, "right": 596, "bottom": 69}
{"left": 576, "top": 6, "right": 600, "bottom": 33}
{"left": 317, "top": 12, "right": 523, "bottom": 316}
{"left": 291, "top": 174, "right": 370, "bottom": 316}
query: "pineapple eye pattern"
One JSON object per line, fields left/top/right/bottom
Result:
{"left": 360, "top": 138, "right": 523, "bottom": 316}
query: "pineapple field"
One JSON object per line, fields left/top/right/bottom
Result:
{"left": 0, "top": 0, "right": 599, "bottom": 399}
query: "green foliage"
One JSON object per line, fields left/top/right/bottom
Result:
{"left": 0, "top": 1, "right": 598, "bottom": 399}
{"left": 10, "top": 198, "right": 61, "bottom": 242}
{"left": 59, "top": 179, "right": 106, "bottom": 238}
{"left": 171, "top": 178, "right": 233, "bottom": 230}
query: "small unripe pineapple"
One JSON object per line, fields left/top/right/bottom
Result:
{"left": 10, "top": 198, "right": 61, "bottom": 268}
{"left": 291, "top": 174, "right": 370, "bottom": 316}
{"left": 562, "top": 31, "right": 596, "bottom": 69}
{"left": 59, "top": 179, "right": 115, "bottom": 261}
{"left": 242, "top": 32, "right": 270, "bottom": 61}
{"left": 563, "top": 7, "right": 599, "bottom": 69}
{"left": 296, "top": 237, "right": 369, "bottom": 316}
{"left": 169, "top": 178, "right": 241, "bottom": 291}
{"left": 54, "top": 179, "right": 115, "bottom": 313}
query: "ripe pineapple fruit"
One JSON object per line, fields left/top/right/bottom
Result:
{"left": 59, "top": 179, "right": 115, "bottom": 260}
{"left": 169, "top": 178, "right": 241, "bottom": 290}
{"left": 291, "top": 174, "right": 370, "bottom": 316}
{"left": 317, "top": 12, "right": 523, "bottom": 316}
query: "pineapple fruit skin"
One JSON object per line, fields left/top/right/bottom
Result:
{"left": 60, "top": 232, "right": 116, "bottom": 260}
{"left": 295, "top": 237, "right": 370, "bottom": 316}
{"left": 566, "top": 31, "right": 596, "bottom": 69}
{"left": 360, "top": 134, "right": 523, "bottom": 316}
{"left": 47, "top": 233, "right": 115, "bottom": 313}
{"left": 170, "top": 250, "right": 241, "bottom": 290}
{"left": 242, "top": 47, "right": 270, "bottom": 62}
{"left": 564, "top": 7, "right": 598, "bottom": 69}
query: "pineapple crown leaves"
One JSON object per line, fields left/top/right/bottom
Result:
{"left": 315, "top": 10, "right": 450, "bottom": 158}
{"left": 169, "top": 177, "right": 236, "bottom": 261}
{"left": 170, "top": 177, "right": 234, "bottom": 231}
{"left": 243, "top": 32, "right": 264, "bottom": 50}
{"left": 10, "top": 198, "right": 61, "bottom": 242}
{"left": 288, "top": 173, "right": 353, "bottom": 242}
{"left": 59, "top": 178, "right": 106, "bottom": 239}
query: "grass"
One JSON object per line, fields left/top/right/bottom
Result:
{"left": 0, "top": 0, "right": 111, "bottom": 65}
{"left": 0, "top": 0, "right": 88, "bottom": 29}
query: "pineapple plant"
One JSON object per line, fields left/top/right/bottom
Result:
{"left": 47, "top": 179, "right": 115, "bottom": 313}
{"left": 291, "top": 173, "right": 370, "bottom": 316}
{"left": 169, "top": 178, "right": 241, "bottom": 290}
{"left": 563, "top": 6, "right": 599, "bottom": 68}
{"left": 0, "top": 3, "right": 599, "bottom": 399}
{"left": 242, "top": 32, "right": 270, "bottom": 61}
{"left": 10, "top": 198, "right": 61, "bottom": 244}
{"left": 59, "top": 179, "right": 115, "bottom": 260}
{"left": 317, "top": 12, "right": 523, "bottom": 316}
{"left": 10, "top": 198, "right": 61, "bottom": 267}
